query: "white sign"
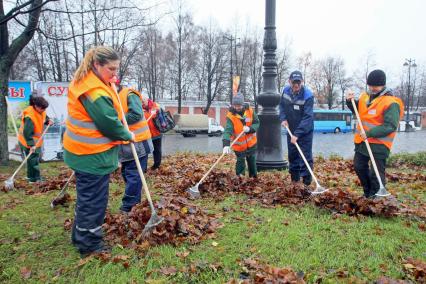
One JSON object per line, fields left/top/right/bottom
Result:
{"left": 34, "top": 81, "right": 69, "bottom": 161}
{"left": 34, "top": 81, "right": 69, "bottom": 124}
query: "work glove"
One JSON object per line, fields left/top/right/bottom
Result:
{"left": 243, "top": 126, "right": 250, "bottom": 133}
{"left": 223, "top": 146, "right": 231, "bottom": 154}
{"left": 151, "top": 109, "right": 157, "bottom": 115}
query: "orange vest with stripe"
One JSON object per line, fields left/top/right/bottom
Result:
{"left": 227, "top": 107, "right": 257, "bottom": 152}
{"left": 119, "top": 88, "right": 151, "bottom": 143}
{"left": 18, "top": 106, "right": 46, "bottom": 148}
{"left": 63, "top": 71, "right": 124, "bottom": 155}
{"left": 354, "top": 92, "right": 404, "bottom": 150}
{"left": 144, "top": 102, "right": 161, "bottom": 138}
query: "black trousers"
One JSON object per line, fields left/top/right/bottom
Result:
{"left": 71, "top": 171, "right": 109, "bottom": 254}
{"left": 152, "top": 137, "right": 162, "bottom": 169}
{"left": 353, "top": 151, "right": 386, "bottom": 197}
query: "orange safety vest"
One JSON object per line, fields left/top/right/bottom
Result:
{"left": 18, "top": 106, "right": 46, "bottom": 149}
{"left": 227, "top": 107, "right": 257, "bottom": 152}
{"left": 144, "top": 102, "right": 161, "bottom": 138}
{"left": 354, "top": 92, "right": 404, "bottom": 150}
{"left": 63, "top": 71, "right": 124, "bottom": 155}
{"left": 119, "top": 88, "right": 151, "bottom": 143}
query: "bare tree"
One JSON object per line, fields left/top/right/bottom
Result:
{"left": 195, "top": 24, "right": 227, "bottom": 113}
{"left": 336, "top": 58, "right": 352, "bottom": 110}
{"left": 320, "top": 56, "right": 341, "bottom": 109}
{"left": 296, "top": 51, "right": 312, "bottom": 85}
{"left": 0, "top": 0, "right": 57, "bottom": 165}
{"left": 276, "top": 43, "right": 291, "bottom": 92}
{"left": 353, "top": 50, "right": 376, "bottom": 92}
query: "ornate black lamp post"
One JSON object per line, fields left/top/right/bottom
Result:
{"left": 256, "top": 0, "right": 288, "bottom": 170}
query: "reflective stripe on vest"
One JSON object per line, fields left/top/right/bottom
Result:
{"left": 63, "top": 71, "right": 124, "bottom": 155}
{"left": 119, "top": 88, "right": 152, "bottom": 143}
{"left": 281, "top": 93, "right": 305, "bottom": 105}
{"left": 18, "top": 106, "right": 46, "bottom": 149}
{"left": 354, "top": 92, "right": 404, "bottom": 150}
{"left": 227, "top": 107, "right": 257, "bottom": 152}
{"left": 67, "top": 115, "right": 98, "bottom": 130}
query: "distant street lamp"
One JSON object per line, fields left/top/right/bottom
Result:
{"left": 256, "top": 0, "right": 287, "bottom": 170}
{"left": 403, "top": 58, "right": 417, "bottom": 131}
{"left": 223, "top": 35, "right": 239, "bottom": 104}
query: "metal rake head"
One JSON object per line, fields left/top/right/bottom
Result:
{"left": 4, "top": 178, "right": 14, "bottom": 191}
{"left": 310, "top": 184, "right": 329, "bottom": 195}
{"left": 187, "top": 185, "right": 201, "bottom": 199}
{"left": 142, "top": 212, "right": 164, "bottom": 235}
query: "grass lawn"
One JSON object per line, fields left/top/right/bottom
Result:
{"left": 0, "top": 153, "right": 425, "bottom": 283}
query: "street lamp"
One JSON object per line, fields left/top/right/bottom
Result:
{"left": 256, "top": 0, "right": 287, "bottom": 170}
{"left": 223, "top": 35, "right": 240, "bottom": 104}
{"left": 403, "top": 58, "right": 417, "bottom": 131}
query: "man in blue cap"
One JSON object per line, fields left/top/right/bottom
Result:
{"left": 279, "top": 71, "right": 314, "bottom": 186}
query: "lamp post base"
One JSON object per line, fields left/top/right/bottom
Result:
{"left": 256, "top": 112, "right": 288, "bottom": 171}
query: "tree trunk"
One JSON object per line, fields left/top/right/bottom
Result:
{"left": 0, "top": 0, "right": 44, "bottom": 164}
{"left": 0, "top": 67, "right": 9, "bottom": 165}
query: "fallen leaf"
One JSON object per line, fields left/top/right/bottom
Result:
{"left": 20, "top": 267, "right": 31, "bottom": 279}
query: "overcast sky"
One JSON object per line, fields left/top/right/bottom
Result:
{"left": 184, "top": 0, "right": 426, "bottom": 86}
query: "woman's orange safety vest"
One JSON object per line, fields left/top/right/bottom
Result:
{"left": 63, "top": 71, "right": 124, "bottom": 155}
{"left": 119, "top": 88, "right": 151, "bottom": 143}
{"left": 144, "top": 102, "right": 161, "bottom": 138}
{"left": 18, "top": 106, "right": 46, "bottom": 148}
{"left": 354, "top": 92, "right": 404, "bottom": 150}
{"left": 227, "top": 107, "right": 257, "bottom": 152}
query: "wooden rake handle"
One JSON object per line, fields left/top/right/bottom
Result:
{"left": 350, "top": 98, "right": 385, "bottom": 188}
{"left": 197, "top": 131, "right": 245, "bottom": 186}
{"left": 9, "top": 124, "right": 51, "bottom": 181}
{"left": 111, "top": 83, "right": 157, "bottom": 212}
{"left": 285, "top": 125, "right": 320, "bottom": 187}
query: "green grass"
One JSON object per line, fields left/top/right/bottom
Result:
{"left": 0, "top": 157, "right": 425, "bottom": 283}
{"left": 388, "top": 151, "right": 426, "bottom": 167}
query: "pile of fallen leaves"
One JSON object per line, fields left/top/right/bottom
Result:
{"left": 227, "top": 258, "right": 305, "bottom": 284}
{"left": 103, "top": 196, "right": 223, "bottom": 250}
{"left": 311, "top": 190, "right": 400, "bottom": 217}
{"left": 403, "top": 258, "right": 426, "bottom": 283}
{"left": 151, "top": 154, "right": 403, "bottom": 218}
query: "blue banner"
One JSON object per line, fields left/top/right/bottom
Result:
{"left": 8, "top": 81, "right": 31, "bottom": 102}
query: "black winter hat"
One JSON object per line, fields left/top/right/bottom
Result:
{"left": 367, "top": 69, "right": 386, "bottom": 86}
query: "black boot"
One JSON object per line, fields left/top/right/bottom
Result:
{"left": 302, "top": 175, "right": 312, "bottom": 186}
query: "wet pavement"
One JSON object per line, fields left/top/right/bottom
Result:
{"left": 162, "top": 130, "right": 426, "bottom": 159}
{"left": 8, "top": 130, "right": 426, "bottom": 161}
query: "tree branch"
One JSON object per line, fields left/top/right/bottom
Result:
{"left": 0, "top": 0, "right": 58, "bottom": 25}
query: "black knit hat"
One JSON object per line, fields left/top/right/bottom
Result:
{"left": 367, "top": 69, "right": 386, "bottom": 86}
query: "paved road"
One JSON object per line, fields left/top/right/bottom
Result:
{"left": 8, "top": 130, "right": 426, "bottom": 161}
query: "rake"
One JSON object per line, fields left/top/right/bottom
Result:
{"left": 187, "top": 131, "right": 245, "bottom": 199}
{"left": 112, "top": 81, "right": 164, "bottom": 233}
{"left": 285, "top": 125, "right": 328, "bottom": 195}
{"left": 4, "top": 124, "right": 51, "bottom": 191}
{"left": 50, "top": 171, "right": 75, "bottom": 208}
{"left": 350, "top": 98, "right": 390, "bottom": 197}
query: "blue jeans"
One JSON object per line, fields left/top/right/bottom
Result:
{"left": 120, "top": 155, "right": 148, "bottom": 212}
{"left": 71, "top": 171, "right": 109, "bottom": 254}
